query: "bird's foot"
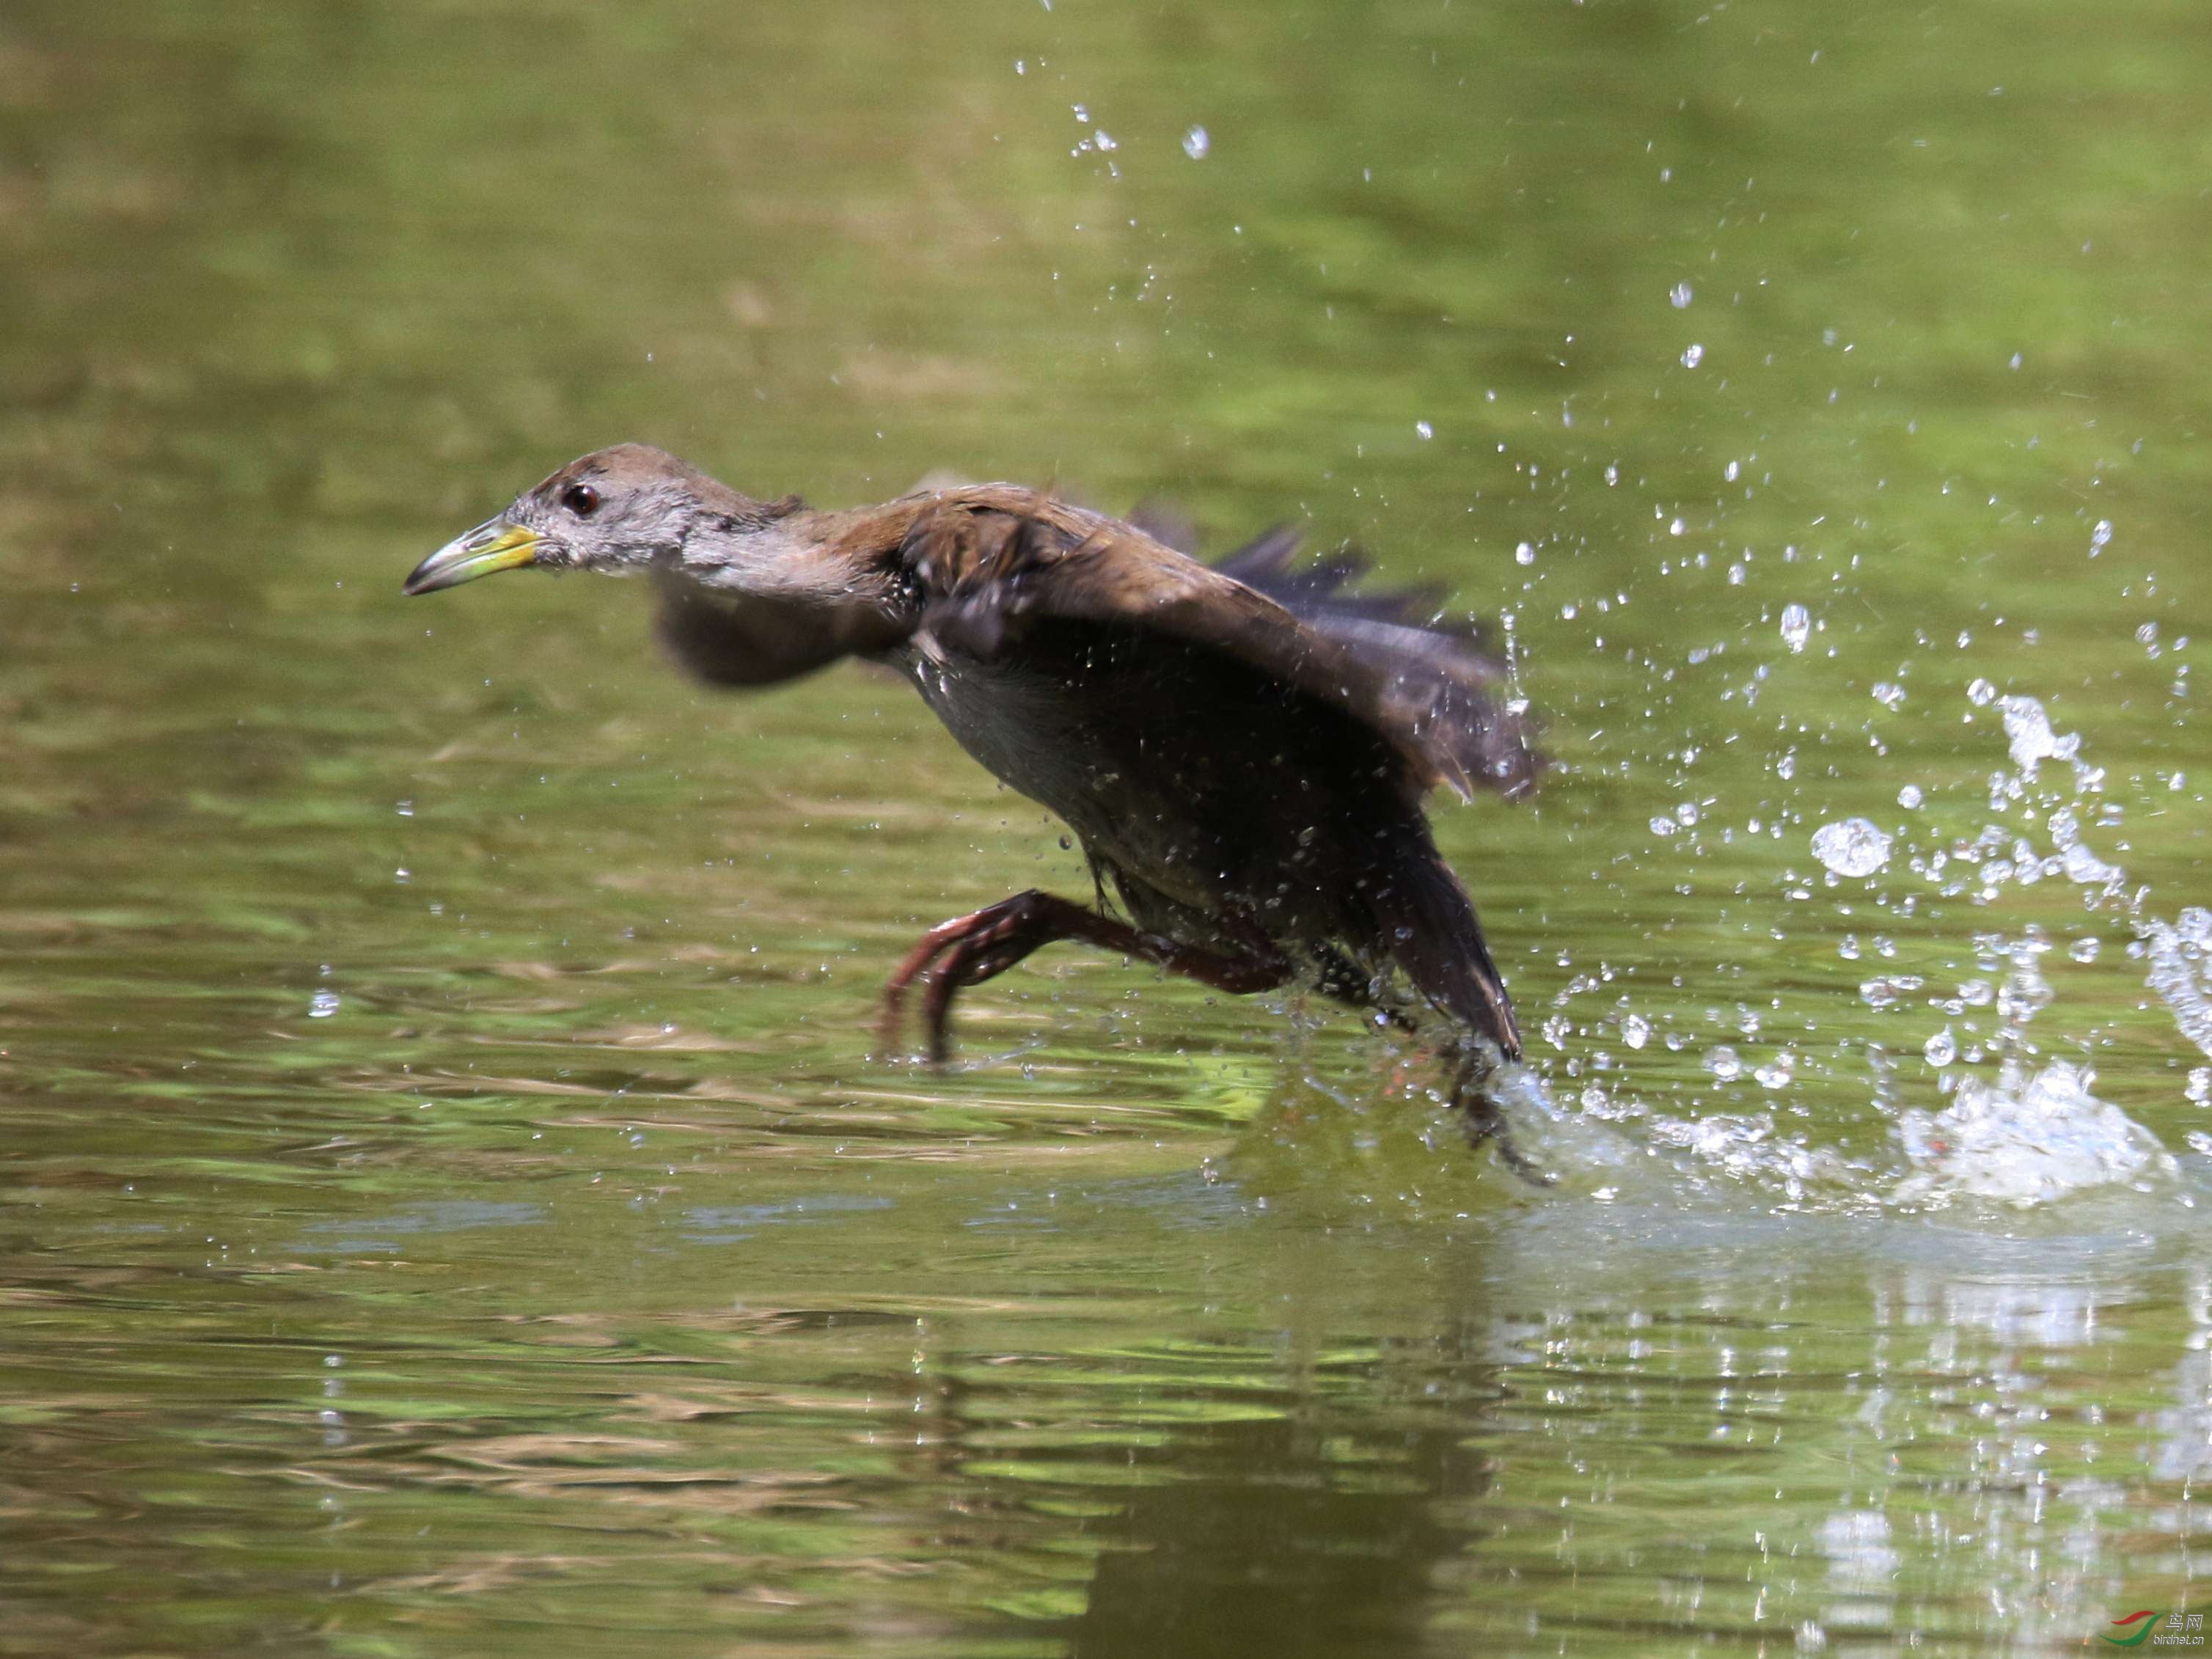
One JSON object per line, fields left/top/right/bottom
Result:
{"left": 878, "top": 891, "right": 1293, "bottom": 1064}
{"left": 1460, "top": 1104, "right": 1556, "bottom": 1187}
{"left": 1449, "top": 1042, "right": 1555, "bottom": 1187}
{"left": 1311, "top": 943, "right": 1421, "bottom": 1033}
{"left": 877, "top": 890, "right": 1091, "bottom": 1064}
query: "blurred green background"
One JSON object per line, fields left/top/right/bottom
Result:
{"left": 2, "top": 1, "right": 2209, "bottom": 1653}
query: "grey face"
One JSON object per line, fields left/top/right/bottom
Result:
{"left": 403, "top": 444, "right": 702, "bottom": 596}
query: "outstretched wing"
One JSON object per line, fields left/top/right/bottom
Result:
{"left": 887, "top": 487, "right": 1541, "bottom": 801}
{"left": 1209, "top": 523, "right": 1539, "bottom": 799}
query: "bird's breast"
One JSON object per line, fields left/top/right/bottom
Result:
{"left": 887, "top": 642, "right": 1223, "bottom": 912}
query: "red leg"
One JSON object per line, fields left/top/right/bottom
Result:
{"left": 878, "top": 890, "right": 1290, "bottom": 1062}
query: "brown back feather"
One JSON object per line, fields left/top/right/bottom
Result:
{"left": 888, "top": 489, "right": 1542, "bottom": 802}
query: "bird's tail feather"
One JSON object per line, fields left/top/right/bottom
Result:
{"left": 1369, "top": 830, "right": 1522, "bottom": 1061}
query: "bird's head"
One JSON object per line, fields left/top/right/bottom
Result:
{"left": 404, "top": 443, "right": 791, "bottom": 596}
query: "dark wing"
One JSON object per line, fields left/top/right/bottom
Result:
{"left": 896, "top": 488, "right": 1541, "bottom": 802}
{"left": 1211, "top": 524, "right": 1539, "bottom": 799}
{"left": 654, "top": 581, "right": 855, "bottom": 686}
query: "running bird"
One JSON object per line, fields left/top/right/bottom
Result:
{"left": 406, "top": 444, "right": 1542, "bottom": 1158}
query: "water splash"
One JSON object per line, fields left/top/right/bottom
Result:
{"left": 1536, "top": 675, "right": 2198, "bottom": 1212}
{"left": 1894, "top": 1060, "right": 2173, "bottom": 1206}
{"left": 2142, "top": 909, "right": 2212, "bottom": 1058}
{"left": 1868, "top": 689, "right": 2184, "bottom": 1204}
{"left": 1996, "top": 694, "right": 2077, "bottom": 776}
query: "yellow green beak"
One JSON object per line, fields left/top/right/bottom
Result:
{"left": 403, "top": 518, "right": 543, "bottom": 596}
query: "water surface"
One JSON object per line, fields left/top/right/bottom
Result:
{"left": 3, "top": 1, "right": 2209, "bottom": 1653}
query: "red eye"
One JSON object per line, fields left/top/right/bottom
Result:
{"left": 560, "top": 483, "right": 600, "bottom": 518}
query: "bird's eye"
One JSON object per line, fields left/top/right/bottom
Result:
{"left": 560, "top": 483, "right": 601, "bottom": 518}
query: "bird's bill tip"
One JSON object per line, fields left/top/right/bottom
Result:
{"left": 403, "top": 519, "right": 543, "bottom": 596}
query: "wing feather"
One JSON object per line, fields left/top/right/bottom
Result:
{"left": 889, "top": 488, "right": 1541, "bottom": 800}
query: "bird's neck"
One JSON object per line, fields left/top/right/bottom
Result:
{"left": 671, "top": 517, "right": 818, "bottom": 597}
{"left": 652, "top": 505, "right": 918, "bottom": 686}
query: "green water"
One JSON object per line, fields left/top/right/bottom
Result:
{"left": 4, "top": 1, "right": 2210, "bottom": 1652}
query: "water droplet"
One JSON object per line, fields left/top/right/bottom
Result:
{"left": 1622, "top": 1013, "right": 1650, "bottom": 1049}
{"left": 1998, "top": 694, "right": 2073, "bottom": 773}
{"left": 2060, "top": 842, "right": 2119, "bottom": 887}
{"left": 309, "top": 989, "right": 341, "bottom": 1019}
{"left": 1779, "top": 603, "right": 1812, "bottom": 653}
{"left": 1670, "top": 282, "right": 1693, "bottom": 309}
{"left": 1515, "top": 541, "right": 1536, "bottom": 565}
{"left": 1812, "top": 817, "right": 1893, "bottom": 878}
{"left": 1871, "top": 681, "right": 1905, "bottom": 710}
{"left": 1897, "top": 784, "right": 1924, "bottom": 808}
{"left": 1681, "top": 343, "right": 1705, "bottom": 368}
{"left": 1924, "top": 1028, "right": 1957, "bottom": 1066}
{"left": 1182, "top": 125, "right": 1209, "bottom": 160}
{"left": 1704, "top": 1045, "right": 1743, "bottom": 1082}
{"left": 2189, "top": 1066, "right": 2211, "bottom": 1105}
{"left": 2070, "top": 937, "right": 2101, "bottom": 964}
{"left": 2090, "top": 518, "right": 2112, "bottom": 555}
{"left": 1415, "top": 420, "right": 1433, "bottom": 440}
{"left": 1967, "top": 677, "right": 1997, "bottom": 707}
